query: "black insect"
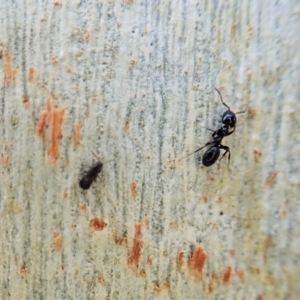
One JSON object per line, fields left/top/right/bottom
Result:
{"left": 179, "top": 88, "right": 249, "bottom": 167}
{"left": 79, "top": 160, "right": 103, "bottom": 190}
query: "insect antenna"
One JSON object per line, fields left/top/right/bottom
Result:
{"left": 215, "top": 88, "right": 231, "bottom": 110}
{"left": 235, "top": 101, "right": 251, "bottom": 115}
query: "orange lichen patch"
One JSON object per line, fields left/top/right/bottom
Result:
{"left": 98, "top": 275, "right": 106, "bottom": 284}
{"left": 125, "top": 0, "right": 134, "bottom": 4}
{"left": 4, "top": 53, "right": 16, "bottom": 84}
{"left": 78, "top": 202, "right": 86, "bottom": 214}
{"left": 229, "top": 248, "right": 236, "bottom": 256}
{"left": 265, "top": 170, "right": 279, "bottom": 187}
{"left": 89, "top": 217, "right": 107, "bottom": 231}
{"left": 176, "top": 251, "right": 184, "bottom": 270}
{"left": 139, "top": 269, "right": 146, "bottom": 278}
{"left": 169, "top": 222, "right": 178, "bottom": 229}
{"left": 50, "top": 56, "right": 59, "bottom": 65}
{"left": 0, "top": 144, "right": 10, "bottom": 167}
{"left": 264, "top": 236, "right": 274, "bottom": 248}
{"left": 248, "top": 106, "right": 257, "bottom": 119}
{"left": 153, "top": 281, "right": 171, "bottom": 293}
{"left": 28, "top": 67, "right": 35, "bottom": 81}
{"left": 127, "top": 223, "right": 142, "bottom": 271}
{"left": 48, "top": 108, "right": 66, "bottom": 161}
{"left": 36, "top": 111, "right": 49, "bottom": 138}
{"left": 222, "top": 266, "right": 232, "bottom": 283}
{"left": 256, "top": 295, "right": 264, "bottom": 300}
{"left": 74, "top": 121, "right": 81, "bottom": 147}
{"left": 130, "top": 181, "right": 138, "bottom": 198}
{"left": 54, "top": 1, "right": 62, "bottom": 7}
{"left": 188, "top": 246, "right": 208, "bottom": 279}
{"left": 22, "top": 97, "right": 31, "bottom": 108}
{"left": 53, "top": 232, "right": 62, "bottom": 251}
{"left": 36, "top": 97, "right": 54, "bottom": 138}
{"left": 124, "top": 121, "right": 130, "bottom": 131}
{"left": 112, "top": 231, "right": 127, "bottom": 246}
{"left": 208, "top": 283, "right": 214, "bottom": 293}
{"left": 253, "top": 149, "right": 262, "bottom": 162}
{"left": 85, "top": 31, "right": 91, "bottom": 43}
{"left": 19, "top": 268, "right": 27, "bottom": 276}
{"left": 46, "top": 97, "right": 53, "bottom": 112}
{"left": 235, "top": 269, "right": 245, "bottom": 283}
{"left": 63, "top": 191, "right": 69, "bottom": 199}
{"left": 147, "top": 256, "right": 153, "bottom": 265}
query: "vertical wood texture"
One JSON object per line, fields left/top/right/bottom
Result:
{"left": 0, "top": 1, "right": 299, "bottom": 299}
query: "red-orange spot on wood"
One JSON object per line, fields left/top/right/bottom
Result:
{"left": 36, "top": 111, "right": 49, "bottom": 138}
{"left": 28, "top": 67, "right": 35, "bottom": 81}
{"left": 188, "top": 246, "right": 207, "bottom": 279}
{"left": 176, "top": 251, "right": 184, "bottom": 270}
{"left": 74, "top": 121, "right": 81, "bottom": 147}
{"left": 98, "top": 275, "right": 106, "bottom": 284}
{"left": 48, "top": 108, "right": 66, "bottom": 161}
{"left": 256, "top": 295, "right": 264, "bottom": 300}
{"left": 46, "top": 97, "right": 52, "bottom": 112}
{"left": 127, "top": 223, "right": 142, "bottom": 271}
{"left": 22, "top": 97, "right": 31, "bottom": 108}
{"left": 85, "top": 31, "right": 91, "bottom": 43}
{"left": 0, "top": 144, "right": 10, "bottom": 167}
{"left": 169, "top": 221, "right": 178, "bottom": 229}
{"left": 130, "top": 181, "right": 138, "bottom": 198}
{"left": 54, "top": 1, "right": 62, "bottom": 7}
{"left": 125, "top": 0, "right": 134, "bottom": 4}
{"left": 112, "top": 231, "right": 127, "bottom": 246}
{"left": 222, "top": 266, "right": 232, "bottom": 283}
{"left": 4, "top": 53, "right": 16, "bottom": 84}
{"left": 139, "top": 269, "right": 146, "bottom": 278}
{"left": 235, "top": 269, "right": 245, "bottom": 283}
{"left": 147, "top": 256, "right": 153, "bottom": 265}
{"left": 53, "top": 232, "right": 62, "bottom": 251}
{"left": 124, "top": 121, "right": 130, "bottom": 131}
{"left": 19, "top": 268, "right": 27, "bottom": 276}
{"left": 265, "top": 235, "right": 274, "bottom": 248}
{"left": 89, "top": 217, "right": 107, "bottom": 231}
{"left": 265, "top": 170, "right": 279, "bottom": 187}
{"left": 229, "top": 248, "right": 236, "bottom": 256}
{"left": 253, "top": 148, "right": 262, "bottom": 162}
{"left": 79, "top": 202, "right": 86, "bottom": 214}
{"left": 248, "top": 106, "right": 257, "bottom": 119}
{"left": 50, "top": 56, "right": 59, "bottom": 65}
{"left": 153, "top": 281, "right": 171, "bottom": 293}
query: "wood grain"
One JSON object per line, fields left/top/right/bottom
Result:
{"left": 0, "top": 1, "right": 299, "bottom": 299}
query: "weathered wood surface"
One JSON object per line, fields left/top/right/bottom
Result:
{"left": 0, "top": 1, "right": 299, "bottom": 299}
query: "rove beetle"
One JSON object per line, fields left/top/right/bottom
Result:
{"left": 79, "top": 152, "right": 112, "bottom": 190}
{"left": 179, "top": 88, "right": 249, "bottom": 167}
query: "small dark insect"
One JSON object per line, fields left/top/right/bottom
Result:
{"left": 79, "top": 160, "right": 103, "bottom": 190}
{"left": 79, "top": 151, "right": 113, "bottom": 190}
{"left": 179, "top": 88, "right": 249, "bottom": 167}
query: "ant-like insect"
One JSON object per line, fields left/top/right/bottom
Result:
{"left": 79, "top": 152, "right": 112, "bottom": 190}
{"left": 179, "top": 88, "right": 249, "bottom": 167}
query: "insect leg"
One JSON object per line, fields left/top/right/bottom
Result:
{"left": 219, "top": 144, "right": 231, "bottom": 165}
{"left": 178, "top": 141, "right": 214, "bottom": 162}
